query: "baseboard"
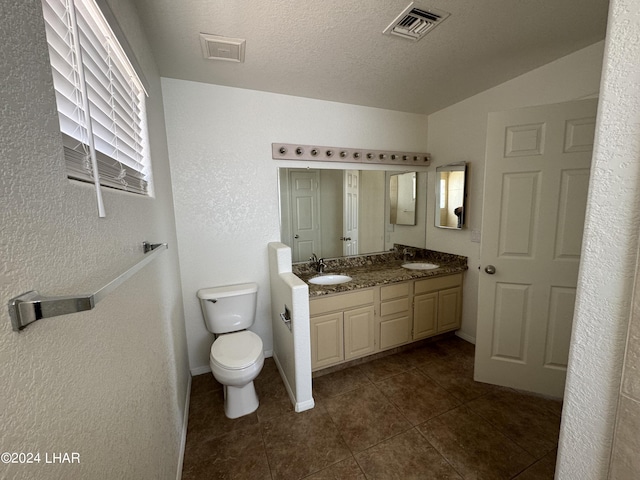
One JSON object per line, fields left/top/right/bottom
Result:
{"left": 176, "top": 373, "right": 192, "bottom": 480}
{"left": 190, "top": 365, "right": 211, "bottom": 376}
{"left": 272, "top": 352, "right": 315, "bottom": 413}
{"left": 294, "top": 398, "right": 315, "bottom": 413}
{"left": 272, "top": 352, "right": 295, "bottom": 406}
{"left": 455, "top": 330, "right": 476, "bottom": 344}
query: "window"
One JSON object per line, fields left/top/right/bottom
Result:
{"left": 42, "top": 0, "right": 150, "bottom": 211}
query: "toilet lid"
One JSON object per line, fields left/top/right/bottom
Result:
{"left": 211, "top": 331, "right": 263, "bottom": 370}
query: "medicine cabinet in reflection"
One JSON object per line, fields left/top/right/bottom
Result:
{"left": 435, "top": 162, "right": 467, "bottom": 229}
{"left": 389, "top": 172, "right": 417, "bottom": 226}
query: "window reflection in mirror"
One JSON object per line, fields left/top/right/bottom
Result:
{"left": 435, "top": 162, "right": 467, "bottom": 229}
{"left": 278, "top": 168, "right": 426, "bottom": 261}
{"left": 389, "top": 172, "right": 417, "bottom": 226}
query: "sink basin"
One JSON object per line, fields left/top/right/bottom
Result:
{"left": 402, "top": 262, "right": 439, "bottom": 270}
{"left": 308, "top": 274, "right": 353, "bottom": 285}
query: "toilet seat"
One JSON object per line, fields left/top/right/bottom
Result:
{"left": 210, "top": 331, "right": 263, "bottom": 370}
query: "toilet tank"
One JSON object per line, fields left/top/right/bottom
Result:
{"left": 197, "top": 283, "right": 258, "bottom": 334}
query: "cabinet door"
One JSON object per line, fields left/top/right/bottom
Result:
{"left": 379, "top": 315, "right": 411, "bottom": 350}
{"left": 414, "top": 292, "right": 438, "bottom": 340}
{"left": 437, "top": 286, "right": 462, "bottom": 333}
{"left": 344, "top": 306, "right": 375, "bottom": 360}
{"left": 310, "top": 312, "right": 344, "bottom": 370}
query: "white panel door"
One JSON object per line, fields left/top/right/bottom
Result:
{"left": 476, "top": 99, "right": 597, "bottom": 398}
{"left": 343, "top": 170, "right": 359, "bottom": 256}
{"left": 290, "top": 170, "right": 321, "bottom": 262}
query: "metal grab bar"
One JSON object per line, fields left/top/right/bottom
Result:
{"left": 8, "top": 242, "right": 168, "bottom": 331}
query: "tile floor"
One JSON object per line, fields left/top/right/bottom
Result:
{"left": 182, "top": 336, "right": 562, "bottom": 479}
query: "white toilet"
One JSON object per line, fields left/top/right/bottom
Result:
{"left": 197, "top": 282, "right": 264, "bottom": 419}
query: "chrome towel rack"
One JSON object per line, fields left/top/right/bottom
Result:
{"left": 8, "top": 242, "right": 168, "bottom": 332}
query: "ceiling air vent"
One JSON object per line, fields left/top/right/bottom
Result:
{"left": 199, "top": 33, "right": 246, "bottom": 62}
{"left": 383, "top": 2, "right": 450, "bottom": 41}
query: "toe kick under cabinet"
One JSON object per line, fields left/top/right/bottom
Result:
{"left": 309, "top": 273, "right": 463, "bottom": 371}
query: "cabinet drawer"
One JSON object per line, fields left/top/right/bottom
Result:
{"left": 381, "top": 282, "right": 410, "bottom": 301}
{"left": 309, "top": 289, "right": 374, "bottom": 316}
{"left": 414, "top": 273, "right": 462, "bottom": 295}
{"left": 380, "top": 297, "right": 410, "bottom": 317}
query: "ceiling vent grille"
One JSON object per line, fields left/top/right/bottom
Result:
{"left": 383, "top": 2, "right": 450, "bottom": 41}
{"left": 199, "top": 33, "right": 246, "bottom": 62}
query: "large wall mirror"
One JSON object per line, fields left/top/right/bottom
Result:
{"left": 435, "top": 162, "right": 467, "bottom": 229}
{"left": 279, "top": 168, "right": 426, "bottom": 262}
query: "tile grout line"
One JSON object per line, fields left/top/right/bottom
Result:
{"left": 314, "top": 397, "right": 368, "bottom": 478}
{"left": 464, "top": 394, "right": 560, "bottom": 461}
{"left": 256, "top": 419, "right": 276, "bottom": 480}
{"left": 413, "top": 424, "right": 466, "bottom": 480}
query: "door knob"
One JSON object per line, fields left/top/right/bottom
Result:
{"left": 340, "top": 237, "right": 351, "bottom": 241}
{"left": 484, "top": 265, "right": 496, "bottom": 275}
{"left": 294, "top": 234, "right": 299, "bottom": 239}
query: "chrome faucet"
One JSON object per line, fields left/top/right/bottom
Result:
{"left": 317, "top": 258, "right": 326, "bottom": 273}
{"left": 403, "top": 248, "right": 415, "bottom": 262}
{"left": 309, "top": 253, "right": 326, "bottom": 273}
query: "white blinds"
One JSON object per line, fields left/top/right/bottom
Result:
{"left": 42, "top": 0, "right": 149, "bottom": 202}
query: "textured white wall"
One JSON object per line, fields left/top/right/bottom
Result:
{"left": 557, "top": 0, "right": 640, "bottom": 477}
{"left": 0, "top": 1, "right": 189, "bottom": 479}
{"left": 426, "top": 41, "right": 605, "bottom": 342}
{"left": 160, "top": 80, "right": 428, "bottom": 372}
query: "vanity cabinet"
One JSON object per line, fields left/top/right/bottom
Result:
{"left": 308, "top": 273, "right": 463, "bottom": 371}
{"left": 414, "top": 273, "right": 463, "bottom": 336}
{"left": 309, "top": 289, "right": 375, "bottom": 370}
{"left": 379, "top": 283, "right": 412, "bottom": 350}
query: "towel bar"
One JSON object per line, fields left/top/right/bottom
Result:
{"left": 8, "top": 242, "right": 168, "bottom": 331}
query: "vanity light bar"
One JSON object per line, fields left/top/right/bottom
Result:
{"left": 271, "top": 143, "right": 431, "bottom": 166}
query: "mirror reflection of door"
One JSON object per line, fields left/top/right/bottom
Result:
{"left": 289, "top": 170, "right": 321, "bottom": 262}
{"left": 343, "top": 170, "right": 359, "bottom": 256}
{"left": 389, "top": 172, "right": 417, "bottom": 225}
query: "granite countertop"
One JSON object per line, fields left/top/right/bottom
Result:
{"left": 293, "top": 244, "right": 468, "bottom": 297}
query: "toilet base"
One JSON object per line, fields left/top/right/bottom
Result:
{"left": 223, "top": 381, "right": 259, "bottom": 419}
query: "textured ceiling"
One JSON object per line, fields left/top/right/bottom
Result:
{"left": 131, "top": 0, "right": 609, "bottom": 115}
